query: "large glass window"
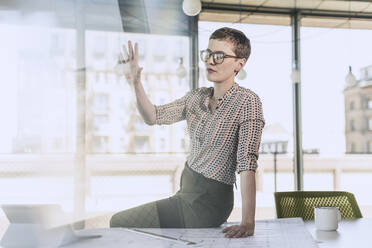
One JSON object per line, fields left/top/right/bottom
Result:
{"left": 0, "top": 1, "right": 191, "bottom": 231}
{"left": 301, "top": 24, "right": 372, "bottom": 211}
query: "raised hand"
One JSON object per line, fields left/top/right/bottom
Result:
{"left": 118, "top": 40, "right": 143, "bottom": 86}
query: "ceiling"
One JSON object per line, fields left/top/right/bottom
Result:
{"left": 201, "top": 0, "right": 372, "bottom": 12}
{"left": 1, "top": 0, "right": 372, "bottom": 31}
{"left": 200, "top": 0, "right": 372, "bottom": 29}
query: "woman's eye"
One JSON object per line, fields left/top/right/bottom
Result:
{"left": 214, "top": 53, "right": 224, "bottom": 61}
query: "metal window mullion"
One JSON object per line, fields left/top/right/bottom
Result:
{"left": 189, "top": 15, "right": 199, "bottom": 91}
{"left": 291, "top": 11, "right": 304, "bottom": 191}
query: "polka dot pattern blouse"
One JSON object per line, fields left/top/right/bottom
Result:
{"left": 154, "top": 82, "right": 265, "bottom": 185}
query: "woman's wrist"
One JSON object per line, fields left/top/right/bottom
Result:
{"left": 133, "top": 79, "right": 142, "bottom": 89}
{"left": 241, "top": 220, "right": 255, "bottom": 226}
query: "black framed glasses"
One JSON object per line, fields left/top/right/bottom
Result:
{"left": 200, "top": 49, "right": 241, "bottom": 64}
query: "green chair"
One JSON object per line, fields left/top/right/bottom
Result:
{"left": 274, "top": 191, "right": 363, "bottom": 221}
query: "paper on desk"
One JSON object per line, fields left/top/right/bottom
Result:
{"left": 139, "top": 218, "right": 318, "bottom": 248}
{"left": 65, "top": 218, "right": 319, "bottom": 248}
{"left": 63, "top": 228, "right": 188, "bottom": 248}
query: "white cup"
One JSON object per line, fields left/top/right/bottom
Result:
{"left": 314, "top": 206, "right": 341, "bottom": 231}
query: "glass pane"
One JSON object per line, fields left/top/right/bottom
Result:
{"left": 85, "top": 31, "right": 190, "bottom": 154}
{"left": 301, "top": 25, "right": 372, "bottom": 216}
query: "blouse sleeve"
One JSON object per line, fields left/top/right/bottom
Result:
{"left": 154, "top": 90, "right": 195, "bottom": 125}
{"left": 236, "top": 94, "right": 265, "bottom": 173}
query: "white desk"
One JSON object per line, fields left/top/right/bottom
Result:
{"left": 2, "top": 218, "right": 371, "bottom": 247}
{"left": 65, "top": 218, "right": 318, "bottom": 248}
{"left": 305, "top": 218, "right": 372, "bottom": 248}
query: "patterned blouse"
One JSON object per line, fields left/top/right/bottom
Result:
{"left": 154, "top": 82, "right": 265, "bottom": 185}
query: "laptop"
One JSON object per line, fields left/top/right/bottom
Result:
{"left": 1, "top": 204, "right": 101, "bottom": 247}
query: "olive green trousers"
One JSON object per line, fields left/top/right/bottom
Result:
{"left": 110, "top": 162, "right": 234, "bottom": 228}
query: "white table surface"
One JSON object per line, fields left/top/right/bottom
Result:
{"left": 304, "top": 218, "right": 372, "bottom": 248}
{"left": 1, "top": 218, "right": 371, "bottom": 247}
{"left": 66, "top": 218, "right": 317, "bottom": 248}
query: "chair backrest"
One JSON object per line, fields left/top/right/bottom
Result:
{"left": 274, "top": 191, "right": 363, "bottom": 221}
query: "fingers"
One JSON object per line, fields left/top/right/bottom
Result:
{"left": 224, "top": 229, "right": 237, "bottom": 238}
{"left": 232, "top": 230, "right": 251, "bottom": 238}
{"left": 223, "top": 226, "right": 252, "bottom": 238}
{"left": 128, "top": 40, "right": 134, "bottom": 60}
{"left": 134, "top": 42, "right": 139, "bottom": 62}
{"left": 232, "top": 230, "right": 243, "bottom": 238}
{"left": 121, "top": 40, "right": 138, "bottom": 63}
{"left": 121, "top": 44, "right": 129, "bottom": 61}
{"left": 223, "top": 226, "right": 238, "bottom": 238}
{"left": 119, "top": 53, "right": 125, "bottom": 63}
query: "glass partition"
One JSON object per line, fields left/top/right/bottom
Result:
{"left": 0, "top": 0, "right": 190, "bottom": 231}
{"left": 301, "top": 24, "right": 372, "bottom": 214}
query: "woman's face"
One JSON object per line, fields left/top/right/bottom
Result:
{"left": 204, "top": 39, "right": 245, "bottom": 84}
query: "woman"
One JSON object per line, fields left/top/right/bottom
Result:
{"left": 110, "top": 27, "right": 265, "bottom": 239}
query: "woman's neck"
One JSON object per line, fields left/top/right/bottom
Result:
{"left": 212, "top": 80, "right": 235, "bottom": 99}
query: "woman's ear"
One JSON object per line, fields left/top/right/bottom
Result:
{"left": 239, "top": 58, "right": 247, "bottom": 70}
{"left": 235, "top": 58, "right": 247, "bottom": 74}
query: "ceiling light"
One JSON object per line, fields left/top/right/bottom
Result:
{"left": 182, "top": 0, "right": 201, "bottom": 16}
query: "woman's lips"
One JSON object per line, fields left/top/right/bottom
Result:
{"left": 207, "top": 69, "right": 216, "bottom": 73}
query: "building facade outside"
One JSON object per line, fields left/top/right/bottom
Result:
{"left": 344, "top": 65, "right": 372, "bottom": 154}
{"left": 12, "top": 29, "right": 191, "bottom": 154}
{"left": 85, "top": 31, "right": 190, "bottom": 154}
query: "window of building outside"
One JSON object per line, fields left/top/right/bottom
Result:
{"left": 350, "top": 120, "right": 355, "bottom": 131}
{"left": 93, "top": 94, "right": 109, "bottom": 112}
{"left": 137, "top": 39, "right": 146, "bottom": 61}
{"left": 351, "top": 143, "right": 356, "bottom": 153}
{"left": 152, "top": 39, "right": 167, "bottom": 63}
{"left": 368, "top": 66, "right": 372, "bottom": 80}
{"left": 93, "top": 115, "right": 109, "bottom": 131}
{"left": 368, "top": 99, "right": 372, "bottom": 109}
{"left": 369, "top": 141, "right": 372, "bottom": 153}
{"left": 160, "top": 138, "right": 165, "bottom": 150}
{"left": 369, "top": 118, "right": 372, "bottom": 131}
{"left": 92, "top": 136, "right": 109, "bottom": 153}
{"left": 93, "top": 34, "right": 106, "bottom": 59}
{"left": 350, "top": 101, "right": 355, "bottom": 111}
{"left": 134, "top": 136, "right": 149, "bottom": 152}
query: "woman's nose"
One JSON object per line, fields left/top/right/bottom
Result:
{"left": 207, "top": 55, "right": 214, "bottom": 65}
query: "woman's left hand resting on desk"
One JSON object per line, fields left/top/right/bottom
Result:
{"left": 222, "top": 170, "right": 256, "bottom": 238}
{"left": 222, "top": 222, "right": 255, "bottom": 238}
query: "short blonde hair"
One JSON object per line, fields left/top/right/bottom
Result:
{"left": 209, "top": 27, "right": 251, "bottom": 60}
